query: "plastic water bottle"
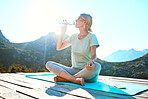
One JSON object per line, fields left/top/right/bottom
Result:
{"left": 59, "top": 20, "right": 75, "bottom": 26}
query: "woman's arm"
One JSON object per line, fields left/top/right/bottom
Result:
{"left": 90, "top": 45, "right": 97, "bottom": 62}
{"left": 86, "top": 45, "right": 97, "bottom": 70}
{"left": 56, "top": 34, "right": 71, "bottom": 51}
{"left": 56, "top": 21, "right": 71, "bottom": 51}
{"left": 87, "top": 45, "right": 97, "bottom": 65}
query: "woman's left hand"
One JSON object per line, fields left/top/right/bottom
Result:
{"left": 85, "top": 64, "right": 95, "bottom": 70}
{"left": 87, "top": 60, "right": 94, "bottom": 66}
{"left": 85, "top": 60, "right": 95, "bottom": 70}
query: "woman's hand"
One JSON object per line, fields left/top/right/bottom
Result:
{"left": 85, "top": 64, "right": 95, "bottom": 70}
{"left": 85, "top": 60, "right": 95, "bottom": 70}
{"left": 60, "top": 20, "right": 67, "bottom": 33}
{"left": 87, "top": 60, "right": 94, "bottom": 66}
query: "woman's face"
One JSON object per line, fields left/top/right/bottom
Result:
{"left": 75, "top": 16, "right": 86, "bottom": 28}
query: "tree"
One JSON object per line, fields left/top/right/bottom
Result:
{"left": 27, "top": 68, "right": 33, "bottom": 73}
{"left": 37, "top": 66, "right": 42, "bottom": 72}
{"left": 31, "top": 65, "right": 36, "bottom": 72}
{"left": 8, "top": 65, "right": 17, "bottom": 73}
{"left": 0, "top": 64, "right": 5, "bottom": 73}
{"left": 21, "top": 65, "right": 27, "bottom": 73}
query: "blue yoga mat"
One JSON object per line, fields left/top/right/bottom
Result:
{"left": 26, "top": 74, "right": 148, "bottom": 95}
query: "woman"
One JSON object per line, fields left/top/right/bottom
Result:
{"left": 46, "top": 13, "right": 101, "bottom": 86}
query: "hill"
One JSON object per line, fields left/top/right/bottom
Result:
{"left": 0, "top": 37, "right": 43, "bottom": 72}
{"left": 104, "top": 48, "right": 148, "bottom": 62}
{"left": 0, "top": 30, "right": 10, "bottom": 42}
{"left": 0, "top": 30, "right": 148, "bottom": 79}
{"left": 0, "top": 31, "right": 71, "bottom": 72}
{"left": 97, "top": 53, "right": 148, "bottom": 79}
{"left": 12, "top": 32, "right": 71, "bottom": 66}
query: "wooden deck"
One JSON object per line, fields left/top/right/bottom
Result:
{"left": 0, "top": 72, "right": 148, "bottom": 99}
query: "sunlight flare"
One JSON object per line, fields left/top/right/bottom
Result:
{"left": 26, "top": 0, "right": 67, "bottom": 37}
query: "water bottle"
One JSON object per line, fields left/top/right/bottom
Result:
{"left": 59, "top": 20, "right": 75, "bottom": 26}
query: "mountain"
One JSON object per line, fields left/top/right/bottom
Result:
{"left": 12, "top": 32, "right": 71, "bottom": 66}
{"left": 0, "top": 37, "right": 43, "bottom": 71}
{"left": 0, "top": 30, "right": 148, "bottom": 79}
{"left": 0, "top": 30, "right": 71, "bottom": 71}
{"left": 0, "top": 30, "right": 10, "bottom": 42}
{"left": 96, "top": 53, "right": 148, "bottom": 79}
{"left": 103, "top": 48, "right": 148, "bottom": 62}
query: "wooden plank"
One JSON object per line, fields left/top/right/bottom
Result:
{"left": 22, "top": 72, "right": 148, "bottom": 98}
{"left": 0, "top": 74, "right": 93, "bottom": 99}
{"left": 27, "top": 73, "right": 148, "bottom": 99}
{"left": 98, "top": 76, "right": 148, "bottom": 99}
{"left": 22, "top": 73, "right": 148, "bottom": 98}
{"left": 0, "top": 79, "right": 81, "bottom": 99}
{"left": 98, "top": 75, "right": 148, "bottom": 85}
{"left": 0, "top": 74, "right": 86, "bottom": 99}
{"left": 0, "top": 73, "right": 101, "bottom": 98}
{"left": 0, "top": 80, "right": 50, "bottom": 99}
{"left": 8, "top": 73, "right": 148, "bottom": 98}
{"left": 0, "top": 84, "right": 32, "bottom": 99}
{"left": 0, "top": 73, "right": 92, "bottom": 98}
{"left": 0, "top": 81, "right": 85, "bottom": 99}
{"left": 14, "top": 73, "right": 132, "bottom": 98}
{"left": 18, "top": 72, "right": 148, "bottom": 85}
{"left": 1, "top": 73, "right": 148, "bottom": 99}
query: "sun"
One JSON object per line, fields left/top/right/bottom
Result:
{"left": 25, "top": 0, "right": 67, "bottom": 39}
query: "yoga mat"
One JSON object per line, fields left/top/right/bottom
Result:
{"left": 26, "top": 74, "right": 148, "bottom": 95}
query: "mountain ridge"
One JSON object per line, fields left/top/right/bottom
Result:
{"left": 104, "top": 48, "right": 148, "bottom": 62}
{"left": 0, "top": 30, "right": 10, "bottom": 42}
{"left": 0, "top": 30, "right": 147, "bottom": 79}
{"left": 97, "top": 53, "right": 148, "bottom": 79}
{"left": 0, "top": 30, "right": 72, "bottom": 71}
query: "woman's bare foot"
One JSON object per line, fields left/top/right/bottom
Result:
{"left": 76, "top": 78, "right": 85, "bottom": 86}
{"left": 74, "top": 73, "right": 80, "bottom": 78}
{"left": 54, "top": 76, "right": 70, "bottom": 82}
{"left": 54, "top": 76, "right": 85, "bottom": 86}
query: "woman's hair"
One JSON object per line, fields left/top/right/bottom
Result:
{"left": 80, "top": 13, "right": 93, "bottom": 32}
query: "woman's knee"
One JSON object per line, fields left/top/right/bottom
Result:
{"left": 84, "top": 63, "right": 101, "bottom": 82}
{"left": 45, "top": 61, "right": 54, "bottom": 69}
{"left": 94, "top": 62, "right": 101, "bottom": 72}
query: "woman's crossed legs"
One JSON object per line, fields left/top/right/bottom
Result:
{"left": 45, "top": 61, "right": 101, "bottom": 86}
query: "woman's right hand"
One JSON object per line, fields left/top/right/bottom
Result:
{"left": 60, "top": 20, "right": 67, "bottom": 34}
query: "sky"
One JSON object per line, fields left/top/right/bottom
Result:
{"left": 0, "top": 0, "right": 148, "bottom": 59}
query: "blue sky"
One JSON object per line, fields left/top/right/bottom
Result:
{"left": 0, "top": 0, "right": 148, "bottom": 59}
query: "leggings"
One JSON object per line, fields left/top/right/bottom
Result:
{"left": 46, "top": 61, "right": 101, "bottom": 82}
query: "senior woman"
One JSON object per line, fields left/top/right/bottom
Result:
{"left": 46, "top": 13, "right": 101, "bottom": 86}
